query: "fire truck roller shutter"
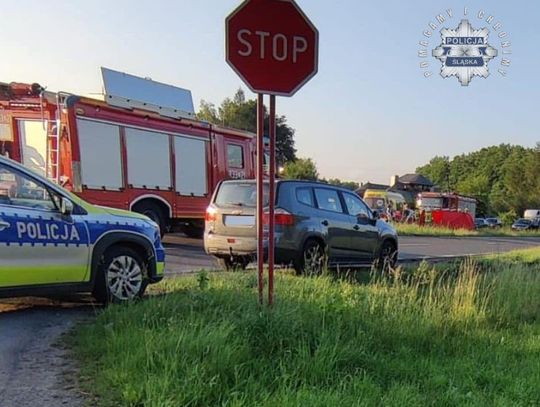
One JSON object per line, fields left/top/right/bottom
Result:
{"left": 125, "top": 128, "right": 171, "bottom": 190}
{"left": 77, "top": 119, "right": 123, "bottom": 190}
{"left": 174, "top": 136, "right": 207, "bottom": 196}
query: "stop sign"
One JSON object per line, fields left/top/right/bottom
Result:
{"left": 226, "top": 0, "right": 319, "bottom": 96}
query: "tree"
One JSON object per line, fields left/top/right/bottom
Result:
{"left": 197, "top": 100, "right": 219, "bottom": 123}
{"left": 416, "top": 156, "right": 451, "bottom": 191}
{"left": 282, "top": 158, "right": 318, "bottom": 180}
{"left": 197, "top": 89, "right": 297, "bottom": 164}
{"left": 455, "top": 174, "right": 490, "bottom": 216}
{"left": 322, "top": 178, "right": 360, "bottom": 191}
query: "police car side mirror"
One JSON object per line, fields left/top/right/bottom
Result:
{"left": 61, "top": 197, "right": 74, "bottom": 216}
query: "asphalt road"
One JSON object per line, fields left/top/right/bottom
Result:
{"left": 164, "top": 234, "right": 540, "bottom": 274}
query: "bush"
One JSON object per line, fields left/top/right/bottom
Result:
{"left": 499, "top": 209, "right": 518, "bottom": 226}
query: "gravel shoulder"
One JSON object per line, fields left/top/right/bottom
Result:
{"left": 0, "top": 299, "right": 94, "bottom": 407}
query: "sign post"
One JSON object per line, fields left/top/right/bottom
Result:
{"left": 256, "top": 94, "right": 265, "bottom": 305}
{"left": 268, "top": 94, "right": 276, "bottom": 305}
{"left": 226, "top": 0, "right": 319, "bottom": 305}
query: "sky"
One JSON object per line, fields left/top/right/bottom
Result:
{"left": 0, "top": 0, "right": 537, "bottom": 184}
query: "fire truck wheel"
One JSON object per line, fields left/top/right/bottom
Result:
{"left": 182, "top": 223, "right": 205, "bottom": 239}
{"left": 133, "top": 202, "right": 167, "bottom": 237}
{"left": 93, "top": 246, "right": 149, "bottom": 304}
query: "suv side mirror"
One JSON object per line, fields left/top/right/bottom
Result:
{"left": 357, "top": 212, "right": 370, "bottom": 224}
{"left": 372, "top": 210, "right": 379, "bottom": 219}
{"left": 61, "top": 197, "right": 74, "bottom": 216}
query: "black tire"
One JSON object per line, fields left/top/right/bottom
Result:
{"left": 182, "top": 223, "right": 205, "bottom": 239}
{"left": 294, "top": 239, "right": 325, "bottom": 275}
{"left": 132, "top": 202, "right": 167, "bottom": 237}
{"left": 216, "top": 257, "right": 249, "bottom": 271}
{"left": 376, "top": 240, "right": 398, "bottom": 272}
{"left": 92, "top": 246, "right": 149, "bottom": 304}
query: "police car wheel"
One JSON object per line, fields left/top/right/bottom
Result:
{"left": 94, "top": 246, "right": 148, "bottom": 304}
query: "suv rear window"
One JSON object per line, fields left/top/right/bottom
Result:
{"left": 296, "top": 187, "right": 314, "bottom": 207}
{"left": 314, "top": 188, "right": 343, "bottom": 213}
{"left": 215, "top": 182, "right": 268, "bottom": 207}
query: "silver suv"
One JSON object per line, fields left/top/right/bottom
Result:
{"left": 204, "top": 180, "right": 398, "bottom": 272}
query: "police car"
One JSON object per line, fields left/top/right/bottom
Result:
{"left": 0, "top": 156, "right": 165, "bottom": 303}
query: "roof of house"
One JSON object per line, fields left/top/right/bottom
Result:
{"left": 356, "top": 182, "right": 389, "bottom": 194}
{"left": 397, "top": 173, "right": 434, "bottom": 186}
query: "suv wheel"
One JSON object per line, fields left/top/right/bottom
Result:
{"left": 295, "top": 239, "right": 325, "bottom": 275}
{"left": 376, "top": 240, "right": 397, "bottom": 272}
{"left": 93, "top": 246, "right": 149, "bottom": 304}
{"left": 217, "top": 257, "right": 249, "bottom": 271}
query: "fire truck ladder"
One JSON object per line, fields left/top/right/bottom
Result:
{"left": 45, "top": 118, "right": 60, "bottom": 183}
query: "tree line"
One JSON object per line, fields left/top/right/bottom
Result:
{"left": 416, "top": 143, "right": 540, "bottom": 218}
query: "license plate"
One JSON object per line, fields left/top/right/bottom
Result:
{"left": 224, "top": 215, "right": 255, "bottom": 226}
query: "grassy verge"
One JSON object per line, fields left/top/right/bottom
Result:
{"left": 73, "top": 249, "right": 540, "bottom": 406}
{"left": 395, "top": 223, "right": 540, "bottom": 237}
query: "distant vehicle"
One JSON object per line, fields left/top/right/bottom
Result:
{"left": 363, "top": 189, "right": 406, "bottom": 220}
{"left": 0, "top": 69, "right": 260, "bottom": 237}
{"left": 417, "top": 192, "right": 476, "bottom": 230}
{"left": 524, "top": 209, "right": 540, "bottom": 219}
{"left": 474, "top": 218, "right": 488, "bottom": 229}
{"left": 0, "top": 156, "right": 164, "bottom": 303}
{"left": 204, "top": 180, "right": 399, "bottom": 273}
{"left": 511, "top": 218, "right": 538, "bottom": 231}
{"left": 485, "top": 217, "right": 502, "bottom": 228}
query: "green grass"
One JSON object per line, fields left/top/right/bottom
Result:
{"left": 395, "top": 223, "right": 540, "bottom": 237}
{"left": 483, "top": 246, "right": 540, "bottom": 265}
{"left": 72, "top": 249, "right": 540, "bottom": 406}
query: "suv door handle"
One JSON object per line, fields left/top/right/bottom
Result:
{"left": 321, "top": 220, "right": 329, "bottom": 226}
{"left": 0, "top": 220, "right": 10, "bottom": 231}
{"left": 353, "top": 224, "right": 360, "bottom": 231}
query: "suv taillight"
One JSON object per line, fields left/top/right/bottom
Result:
{"left": 264, "top": 208, "right": 294, "bottom": 226}
{"left": 205, "top": 205, "right": 217, "bottom": 222}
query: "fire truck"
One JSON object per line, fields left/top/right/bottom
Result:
{"left": 0, "top": 68, "right": 257, "bottom": 236}
{"left": 417, "top": 192, "right": 476, "bottom": 230}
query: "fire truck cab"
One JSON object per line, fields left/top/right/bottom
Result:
{"left": 0, "top": 69, "right": 256, "bottom": 236}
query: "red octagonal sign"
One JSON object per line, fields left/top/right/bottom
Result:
{"left": 226, "top": 0, "right": 319, "bottom": 97}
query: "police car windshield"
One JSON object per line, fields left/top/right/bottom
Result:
{"left": 0, "top": 165, "right": 58, "bottom": 211}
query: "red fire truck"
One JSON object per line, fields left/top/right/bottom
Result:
{"left": 0, "top": 70, "right": 256, "bottom": 236}
{"left": 417, "top": 192, "right": 476, "bottom": 230}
